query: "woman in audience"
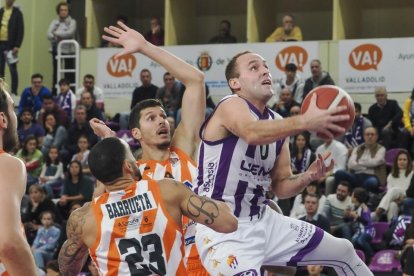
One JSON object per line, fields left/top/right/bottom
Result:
{"left": 16, "top": 135, "right": 44, "bottom": 188}
{"left": 71, "top": 135, "right": 91, "bottom": 177}
{"left": 290, "top": 181, "right": 326, "bottom": 218}
{"left": 39, "top": 146, "right": 65, "bottom": 198}
{"left": 57, "top": 160, "right": 94, "bottom": 219}
{"left": 41, "top": 112, "right": 68, "bottom": 156}
{"left": 22, "top": 184, "right": 60, "bottom": 245}
{"left": 291, "top": 132, "right": 315, "bottom": 174}
{"left": 374, "top": 149, "right": 414, "bottom": 221}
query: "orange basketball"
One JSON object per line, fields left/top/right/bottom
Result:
{"left": 300, "top": 85, "right": 355, "bottom": 139}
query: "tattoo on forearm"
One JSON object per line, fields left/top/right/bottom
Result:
{"left": 58, "top": 206, "right": 89, "bottom": 275}
{"left": 187, "top": 195, "right": 219, "bottom": 225}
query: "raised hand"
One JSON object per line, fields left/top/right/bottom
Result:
{"left": 102, "top": 21, "right": 148, "bottom": 58}
{"left": 89, "top": 118, "right": 115, "bottom": 138}
{"left": 306, "top": 152, "right": 334, "bottom": 182}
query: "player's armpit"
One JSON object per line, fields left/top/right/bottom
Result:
{"left": 58, "top": 207, "right": 90, "bottom": 275}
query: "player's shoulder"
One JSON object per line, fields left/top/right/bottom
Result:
{"left": 69, "top": 202, "right": 92, "bottom": 224}
{"left": 0, "top": 154, "right": 25, "bottom": 174}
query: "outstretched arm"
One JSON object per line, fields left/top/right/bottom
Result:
{"left": 0, "top": 157, "right": 37, "bottom": 276}
{"left": 103, "top": 22, "right": 205, "bottom": 159}
{"left": 58, "top": 205, "right": 90, "bottom": 275}
{"left": 159, "top": 179, "right": 237, "bottom": 233}
{"left": 270, "top": 139, "right": 334, "bottom": 199}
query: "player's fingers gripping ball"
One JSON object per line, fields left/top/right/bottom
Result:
{"left": 301, "top": 85, "right": 355, "bottom": 139}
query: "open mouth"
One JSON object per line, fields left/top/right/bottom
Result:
{"left": 261, "top": 79, "right": 272, "bottom": 86}
{"left": 157, "top": 128, "right": 169, "bottom": 135}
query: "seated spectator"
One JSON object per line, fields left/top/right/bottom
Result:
{"left": 80, "top": 90, "right": 104, "bottom": 121}
{"left": 130, "top": 68, "right": 159, "bottom": 110}
{"left": 290, "top": 132, "right": 315, "bottom": 174}
{"left": 322, "top": 181, "right": 353, "bottom": 239}
{"left": 16, "top": 135, "right": 44, "bottom": 188}
{"left": 290, "top": 181, "right": 326, "bottom": 220}
{"left": 299, "top": 193, "right": 330, "bottom": 233}
{"left": 272, "top": 87, "right": 300, "bottom": 118}
{"left": 17, "top": 108, "right": 45, "bottom": 148}
{"left": 265, "top": 14, "right": 302, "bottom": 42}
{"left": 272, "top": 63, "right": 304, "bottom": 106}
{"left": 21, "top": 184, "right": 60, "bottom": 245}
{"left": 57, "top": 160, "right": 94, "bottom": 219}
{"left": 349, "top": 187, "right": 375, "bottom": 263}
{"left": 342, "top": 102, "right": 372, "bottom": 155}
{"left": 75, "top": 74, "right": 104, "bottom": 111}
{"left": 400, "top": 212, "right": 414, "bottom": 274}
{"left": 31, "top": 210, "right": 61, "bottom": 271}
{"left": 144, "top": 17, "right": 164, "bottom": 46}
{"left": 374, "top": 150, "right": 413, "bottom": 222}
{"left": 18, "top": 73, "right": 52, "bottom": 116}
{"left": 55, "top": 78, "right": 76, "bottom": 121}
{"left": 37, "top": 94, "right": 69, "bottom": 129}
{"left": 39, "top": 146, "right": 65, "bottom": 198}
{"left": 209, "top": 19, "right": 237, "bottom": 44}
{"left": 71, "top": 135, "right": 91, "bottom": 177}
{"left": 62, "top": 105, "right": 98, "bottom": 160}
{"left": 335, "top": 127, "right": 386, "bottom": 192}
{"left": 156, "top": 72, "right": 183, "bottom": 118}
{"left": 41, "top": 112, "right": 67, "bottom": 156}
{"left": 368, "top": 87, "right": 403, "bottom": 150}
{"left": 289, "top": 105, "right": 301, "bottom": 117}
{"left": 315, "top": 137, "right": 348, "bottom": 195}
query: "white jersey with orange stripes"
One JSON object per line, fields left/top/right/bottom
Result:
{"left": 137, "top": 147, "right": 207, "bottom": 274}
{"left": 89, "top": 179, "right": 187, "bottom": 276}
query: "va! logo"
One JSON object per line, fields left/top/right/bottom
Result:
{"left": 275, "top": 46, "right": 308, "bottom": 72}
{"left": 349, "top": 44, "right": 382, "bottom": 71}
{"left": 106, "top": 53, "right": 137, "bottom": 77}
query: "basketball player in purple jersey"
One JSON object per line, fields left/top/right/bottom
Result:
{"left": 194, "top": 51, "right": 373, "bottom": 276}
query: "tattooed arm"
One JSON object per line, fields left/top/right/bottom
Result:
{"left": 159, "top": 179, "right": 238, "bottom": 233}
{"left": 58, "top": 204, "right": 90, "bottom": 275}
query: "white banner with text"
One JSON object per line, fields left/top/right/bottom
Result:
{"left": 96, "top": 42, "right": 319, "bottom": 99}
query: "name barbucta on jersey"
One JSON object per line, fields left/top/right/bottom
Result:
{"left": 105, "top": 193, "right": 155, "bottom": 219}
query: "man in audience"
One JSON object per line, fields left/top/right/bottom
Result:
{"left": 322, "top": 181, "right": 353, "bottom": 239}
{"left": 0, "top": 0, "right": 24, "bottom": 95}
{"left": 63, "top": 105, "right": 97, "bottom": 160}
{"left": 335, "top": 126, "right": 386, "bottom": 192}
{"left": 55, "top": 78, "right": 76, "bottom": 122}
{"left": 18, "top": 73, "right": 51, "bottom": 116}
{"left": 37, "top": 94, "right": 69, "bottom": 128}
{"left": 368, "top": 87, "right": 403, "bottom": 150}
{"left": 80, "top": 90, "right": 104, "bottom": 121}
{"left": 315, "top": 136, "right": 348, "bottom": 195}
{"left": 272, "top": 87, "right": 300, "bottom": 118}
{"left": 299, "top": 193, "right": 331, "bottom": 233}
{"left": 209, "top": 19, "right": 237, "bottom": 44}
{"left": 302, "top": 59, "right": 335, "bottom": 101}
{"left": 156, "top": 71, "right": 183, "bottom": 118}
{"left": 144, "top": 17, "right": 164, "bottom": 46}
{"left": 17, "top": 108, "right": 45, "bottom": 148}
{"left": 130, "top": 68, "right": 158, "bottom": 110}
{"left": 75, "top": 74, "right": 104, "bottom": 111}
{"left": 265, "top": 14, "right": 302, "bottom": 42}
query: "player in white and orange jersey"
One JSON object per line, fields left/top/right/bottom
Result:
{"left": 0, "top": 80, "right": 37, "bottom": 275}
{"left": 91, "top": 21, "right": 208, "bottom": 275}
{"left": 57, "top": 137, "right": 237, "bottom": 275}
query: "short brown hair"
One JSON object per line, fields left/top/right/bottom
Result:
{"left": 225, "top": 51, "right": 251, "bottom": 93}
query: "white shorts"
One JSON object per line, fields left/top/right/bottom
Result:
{"left": 195, "top": 205, "right": 324, "bottom": 275}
